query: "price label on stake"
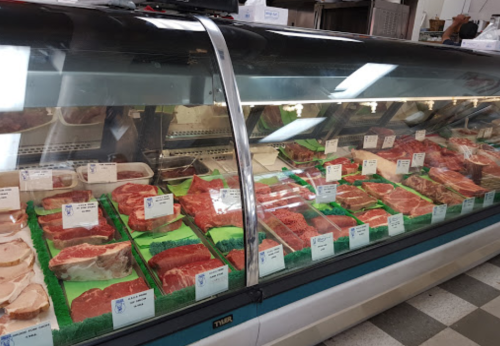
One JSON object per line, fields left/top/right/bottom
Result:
{"left": 62, "top": 202, "right": 98, "bottom": 229}
{"left": 311, "top": 233, "right": 334, "bottom": 261}
{"left": 432, "top": 204, "right": 447, "bottom": 224}
{"left": 382, "top": 135, "right": 396, "bottom": 149}
{"left": 144, "top": 194, "right": 174, "bottom": 220}
{"left": 461, "top": 198, "right": 475, "bottom": 215}
{"left": 326, "top": 164, "right": 342, "bottom": 182}
{"left": 363, "top": 135, "right": 378, "bottom": 149}
{"left": 396, "top": 160, "right": 410, "bottom": 174}
{"left": 477, "top": 129, "right": 486, "bottom": 139}
{"left": 259, "top": 245, "right": 285, "bottom": 277}
{"left": 325, "top": 139, "right": 339, "bottom": 154}
{"left": 220, "top": 189, "right": 241, "bottom": 209}
{"left": 484, "top": 191, "right": 495, "bottom": 208}
{"left": 349, "top": 224, "right": 370, "bottom": 250}
{"left": 388, "top": 213, "right": 405, "bottom": 236}
{"left": 112, "top": 289, "right": 154, "bottom": 330}
{"left": 19, "top": 170, "right": 53, "bottom": 191}
{"left": 316, "top": 184, "right": 337, "bottom": 204}
{"left": 362, "top": 159, "right": 377, "bottom": 175}
{"left": 0, "top": 321, "right": 53, "bottom": 346}
{"left": 0, "top": 187, "right": 20, "bottom": 211}
{"left": 196, "top": 266, "right": 229, "bottom": 301}
{"left": 87, "top": 163, "right": 117, "bottom": 183}
{"left": 412, "top": 153, "right": 425, "bottom": 167}
{"left": 415, "top": 130, "right": 426, "bottom": 141}
{"left": 485, "top": 127, "right": 493, "bottom": 138}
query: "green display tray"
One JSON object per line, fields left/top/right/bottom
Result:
{"left": 167, "top": 170, "right": 228, "bottom": 198}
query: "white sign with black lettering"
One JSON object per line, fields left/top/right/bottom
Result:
{"left": 0, "top": 321, "right": 53, "bottom": 346}
{"left": 349, "top": 224, "right": 370, "bottom": 250}
{"left": 62, "top": 201, "right": 98, "bottom": 229}
{"left": 112, "top": 289, "right": 154, "bottom": 330}
{"left": 382, "top": 135, "right": 396, "bottom": 149}
{"left": 220, "top": 189, "right": 241, "bottom": 209}
{"left": 19, "top": 170, "right": 53, "bottom": 191}
{"left": 259, "top": 245, "right": 285, "bottom": 277}
{"left": 0, "top": 187, "right": 20, "bottom": 211}
{"left": 485, "top": 127, "right": 493, "bottom": 138}
{"left": 388, "top": 213, "right": 405, "bottom": 236}
{"left": 415, "top": 130, "right": 426, "bottom": 141}
{"left": 362, "top": 159, "right": 377, "bottom": 175}
{"left": 363, "top": 135, "right": 378, "bottom": 149}
{"left": 396, "top": 160, "right": 411, "bottom": 174}
{"left": 316, "top": 184, "right": 337, "bottom": 204}
{"left": 412, "top": 153, "right": 425, "bottom": 167}
{"left": 461, "top": 198, "right": 475, "bottom": 215}
{"left": 325, "top": 139, "right": 339, "bottom": 154}
{"left": 432, "top": 204, "right": 447, "bottom": 224}
{"left": 196, "top": 265, "right": 229, "bottom": 301}
{"left": 87, "top": 163, "right": 117, "bottom": 183}
{"left": 326, "top": 164, "right": 342, "bottom": 182}
{"left": 484, "top": 191, "right": 495, "bottom": 208}
{"left": 311, "top": 233, "right": 334, "bottom": 261}
{"left": 144, "top": 194, "right": 174, "bottom": 220}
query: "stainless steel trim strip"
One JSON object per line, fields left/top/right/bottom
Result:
{"left": 193, "top": 15, "right": 259, "bottom": 286}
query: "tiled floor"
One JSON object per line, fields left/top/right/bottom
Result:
{"left": 317, "top": 254, "right": 500, "bottom": 346}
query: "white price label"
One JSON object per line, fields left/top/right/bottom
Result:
{"left": 316, "top": 184, "right": 337, "bottom": 204}
{"left": 461, "top": 198, "right": 475, "bottom": 215}
{"left": 19, "top": 170, "right": 53, "bottom": 191}
{"left": 484, "top": 191, "right": 495, "bottom": 208}
{"left": 311, "top": 233, "right": 334, "bottom": 261}
{"left": 382, "top": 135, "right": 396, "bottom": 149}
{"left": 463, "top": 146, "right": 473, "bottom": 160}
{"left": 0, "top": 187, "right": 21, "bottom": 211}
{"left": 220, "top": 189, "right": 241, "bottom": 209}
{"left": 477, "top": 129, "right": 486, "bottom": 139}
{"left": 349, "top": 224, "right": 370, "bottom": 250}
{"left": 112, "top": 289, "right": 154, "bottom": 330}
{"left": 325, "top": 139, "right": 339, "bottom": 154}
{"left": 0, "top": 321, "right": 53, "bottom": 346}
{"left": 362, "top": 159, "right": 377, "bottom": 175}
{"left": 62, "top": 201, "right": 99, "bottom": 229}
{"left": 196, "top": 265, "right": 229, "bottom": 301}
{"left": 415, "top": 130, "right": 426, "bottom": 141}
{"left": 363, "top": 135, "right": 378, "bottom": 149}
{"left": 432, "top": 204, "right": 447, "bottom": 224}
{"left": 326, "top": 164, "right": 342, "bottom": 182}
{"left": 388, "top": 213, "right": 405, "bottom": 236}
{"left": 396, "top": 160, "right": 411, "bottom": 174}
{"left": 144, "top": 194, "right": 174, "bottom": 220}
{"left": 412, "top": 153, "right": 425, "bottom": 167}
{"left": 485, "top": 127, "right": 493, "bottom": 138}
{"left": 87, "top": 163, "right": 117, "bottom": 183}
{"left": 259, "top": 245, "right": 285, "bottom": 277}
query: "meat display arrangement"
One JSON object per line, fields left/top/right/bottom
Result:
{"left": 362, "top": 182, "right": 394, "bottom": 199}
{"left": 187, "top": 175, "right": 224, "bottom": 195}
{"left": 83, "top": 170, "right": 145, "bottom": 182}
{"left": 324, "top": 157, "right": 359, "bottom": 175}
{"left": 4, "top": 284, "right": 49, "bottom": 320}
{"left": 194, "top": 209, "right": 243, "bottom": 232}
{"left": 118, "top": 192, "right": 158, "bottom": 215}
{"left": 0, "top": 271, "right": 34, "bottom": 308}
{"left": 39, "top": 208, "right": 103, "bottom": 228}
{"left": 382, "top": 187, "right": 434, "bottom": 217}
{"left": 42, "top": 190, "right": 93, "bottom": 210}
{"left": 161, "top": 259, "right": 225, "bottom": 294}
{"left": 271, "top": 209, "right": 320, "bottom": 244}
{"left": 336, "top": 185, "right": 378, "bottom": 211}
{"left": 429, "top": 167, "right": 488, "bottom": 198}
{"left": 310, "top": 215, "right": 357, "bottom": 240}
{"left": 49, "top": 242, "right": 132, "bottom": 281}
{"left": 403, "top": 175, "right": 464, "bottom": 205}
{"left": 112, "top": 183, "right": 158, "bottom": 203}
{"left": 71, "top": 278, "right": 149, "bottom": 322}
{"left": 448, "top": 137, "right": 478, "bottom": 154}
{"left": 351, "top": 149, "right": 403, "bottom": 183}
{"left": 148, "top": 244, "right": 212, "bottom": 276}
{"left": 377, "top": 147, "right": 407, "bottom": 162}
{"left": 179, "top": 193, "right": 214, "bottom": 216}
{"left": 480, "top": 165, "right": 500, "bottom": 190}
{"left": 354, "top": 209, "right": 391, "bottom": 228}
{"left": 343, "top": 174, "right": 369, "bottom": 184}
{"left": 128, "top": 203, "right": 182, "bottom": 232}
{"left": 274, "top": 183, "right": 316, "bottom": 201}
{"left": 0, "top": 239, "right": 32, "bottom": 267}
{"left": 227, "top": 239, "right": 280, "bottom": 271}
{"left": 51, "top": 224, "right": 115, "bottom": 249}
{"left": 42, "top": 217, "right": 108, "bottom": 240}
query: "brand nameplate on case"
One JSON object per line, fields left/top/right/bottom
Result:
{"left": 112, "top": 289, "right": 154, "bottom": 330}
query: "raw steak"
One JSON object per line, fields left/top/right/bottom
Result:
{"left": 376, "top": 147, "right": 407, "bottom": 162}
{"left": 148, "top": 244, "right": 211, "bottom": 275}
{"left": 49, "top": 242, "right": 132, "bottom": 281}
{"left": 42, "top": 190, "right": 93, "bottom": 210}
{"left": 351, "top": 149, "right": 403, "bottom": 183}
{"left": 354, "top": 209, "right": 391, "bottom": 228}
{"left": 336, "top": 185, "right": 378, "bottom": 211}
{"left": 161, "top": 259, "right": 225, "bottom": 294}
{"left": 362, "top": 182, "right": 394, "bottom": 199}
{"left": 187, "top": 175, "right": 224, "bottom": 195}
{"left": 52, "top": 224, "right": 115, "bottom": 249}
{"left": 0, "top": 271, "right": 34, "bottom": 308}
{"left": 429, "top": 168, "right": 488, "bottom": 198}
{"left": 128, "top": 203, "right": 181, "bottom": 232}
{"left": 226, "top": 239, "right": 280, "bottom": 271}
{"left": 195, "top": 209, "right": 243, "bottom": 232}
{"left": 271, "top": 209, "right": 317, "bottom": 236}
{"left": 111, "top": 183, "right": 158, "bottom": 203}
{"left": 42, "top": 217, "right": 108, "bottom": 240}
{"left": 310, "top": 215, "right": 357, "bottom": 240}
{"left": 264, "top": 214, "right": 305, "bottom": 251}
{"left": 4, "top": 284, "right": 49, "bottom": 320}
{"left": 480, "top": 165, "right": 500, "bottom": 190}
{"left": 477, "top": 149, "right": 500, "bottom": 165}
{"left": 448, "top": 137, "right": 478, "bottom": 154}
{"left": 118, "top": 192, "right": 157, "bottom": 215}
{"left": 272, "top": 183, "right": 315, "bottom": 201}
{"left": 38, "top": 208, "right": 103, "bottom": 227}
{"left": 382, "top": 188, "right": 434, "bottom": 217}
{"left": 0, "top": 239, "right": 32, "bottom": 267}
{"left": 343, "top": 175, "right": 369, "bottom": 184}
{"left": 284, "top": 142, "right": 316, "bottom": 162}
{"left": 71, "top": 278, "right": 149, "bottom": 322}
{"left": 0, "top": 253, "right": 34, "bottom": 284}
{"left": 179, "top": 193, "right": 214, "bottom": 216}
{"left": 403, "top": 175, "right": 464, "bottom": 205}
{"left": 296, "top": 228, "right": 321, "bottom": 244}
{"left": 324, "top": 158, "right": 359, "bottom": 175}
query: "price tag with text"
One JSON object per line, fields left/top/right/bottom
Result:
{"left": 325, "top": 139, "right": 339, "bottom": 154}
{"left": 412, "top": 153, "right": 425, "bottom": 167}
{"left": 311, "top": 233, "right": 334, "bottom": 261}
{"left": 388, "top": 213, "right": 405, "bottom": 236}
{"left": 432, "top": 204, "right": 447, "bottom": 224}
{"left": 485, "top": 127, "right": 493, "bottom": 138}
{"left": 220, "top": 189, "right": 242, "bottom": 209}
{"left": 0, "top": 321, "right": 53, "bottom": 346}
{"left": 144, "top": 194, "right": 174, "bottom": 220}
{"left": 461, "top": 198, "right": 475, "bottom": 215}
{"left": 87, "top": 163, "right": 117, "bottom": 183}
{"left": 415, "top": 130, "right": 426, "bottom": 141}
{"left": 362, "top": 160, "right": 377, "bottom": 175}
{"left": 316, "top": 184, "right": 337, "bottom": 204}
{"left": 484, "top": 191, "right": 495, "bottom": 208}
{"left": 363, "top": 135, "right": 378, "bottom": 149}
{"left": 0, "top": 187, "right": 21, "bottom": 211}
{"left": 349, "top": 224, "right": 370, "bottom": 250}
{"left": 62, "top": 201, "right": 98, "bottom": 229}
{"left": 396, "top": 160, "right": 410, "bottom": 174}
{"left": 382, "top": 135, "right": 396, "bottom": 149}
{"left": 112, "top": 289, "right": 154, "bottom": 330}
{"left": 19, "top": 170, "right": 53, "bottom": 191}
{"left": 259, "top": 245, "right": 285, "bottom": 277}
{"left": 326, "top": 164, "right": 342, "bottom": 182}
{"left": 196, "top": 266, "right": 229, "bottom": 301}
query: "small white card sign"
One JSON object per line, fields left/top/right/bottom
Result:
{"left": 485, "top": 127, "right": 493, "bottom": 138}
{"left": 19, "top": 170, "right": 53, "bottom": 191}
{"left": 144, "top": 194, "right": 174, "bottom": 220}
{"left": 382, "top": 135, "right": 396, "bottom": 149}
{"left": 311, "top": 233, "right": 334, "bottom": 261}
{"left": 326, "top": 164, "right": 342, "bottom": 182}
{"left": 396, "top": 160, "right": 411, "bottom": 174}
{"left": 484, "top": 191, "right": 495, "bottom": 208}
{"left": 363, "top": 135, "right": 378, "bottom": 149}
{"left": 195, "top": 265, "right": 229, "bottom": 301}
{"left": 412, "top": 153, "right": 425, "bottom": 167}
{"left": 432, "top": 204, "right": 447, "bottom": 224}
{"left": 461, "top": 198, "right": 475, "bottom": 215}
{"left": 112, "top": 289, "right": 154, "bottom": 330}
{"left": 62, "top": 201, "right": 99, "bottom": 229}
{"left": 388, "top": 213, "right": 405, "bottom": 236}
{"left": 0, "top": 187, "right": 21, "bottom": 211}
{"left": 316, "top": 185, "right": 337, "bottom": 204}
{"left": 259, "top": 245, "right": 285, "bottom": 277}
{"left": 349, "top": 224, "right": 370, "bottom": 249}
{"left": 220, "top": 188, "right": 242, "bottom": 209}
{"left": 362, "top": 160, "right": 377, "bottom": 175}
{"left": 477, "top": 129, "right": 486, "bottom": 139}
{"left": 415, "top": 130, "right": 426, "bottom": 141}
{"left": 87, "top": 163, "right": 117, "bottom": 183}
{"left": 0, "top": 321, "right": 53, "bottom": 346}
{"left": 325, "top": 139, "right": 339, "bottom": 154}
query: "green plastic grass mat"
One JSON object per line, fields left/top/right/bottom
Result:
{"left": 150, "top": 238, "right": 202, "bottom": 256}
{"left": 295, "top": 139, "right": 325, "bottom": 152}
{"left": 281, "top": 167, "right": 317, "bottom": 194}
{"left": 167, "top": 170, "right": 228, "bottom": 197}
{"left": 35, "top": 197, "right": 97, "bottom": 216}
{"left": 215, "top": 232, "right": 267, "bottom": 254}
{"left": 133, "top": 222, "right": 197, "bottom": 248}
{"left": 321, "top": 207, "right": 347, "bottom": 216}
{"left": 206, "top": 226, "right": 244, "bottom": 244}
{"left": 52, "top": 313, "right": 113, "bottom": 346}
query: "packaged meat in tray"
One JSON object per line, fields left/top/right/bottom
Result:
{"left": 158, "top": 156, "right": 211, "bottom": 184}
{"left": 0, "top": 108, "right": 57, "bottom": 147}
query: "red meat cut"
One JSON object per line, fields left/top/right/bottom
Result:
{"left": 51, "top": 224, "right": 115, "bottom": 249}
{"left": 194, "top": 209, "right": 243, "bottom": 232}
{"left": 343, "top": 175, "right": 369, "bottom": 184}
{"left": 148, "top": 244, "right": 211, "bottom": 276}
{"left": 179, "top": 193, "right": 214, "bottom": 216}
{"left": 382, "top": 188, "right": 434, "bottom": 217}
{"left": 354, "top": 209, "right": 391, "bottom": 228}
{"left": 429, "top": 168, "right": 488, "bottom": 198}
{"left": 226, "top": 239, "right": 280, "bottom": 271}
{"left": 42, "top": 190, "right": 93, "bottom": 210}
{"left": 118, "top": 192, "right": 157, "bottom": 215}
{"left": 128, "top": 204, "right": 182, "bottom": 232}
{"left": 187, "top": 175, "right": 224, "bottom": 195}
{"left": 403, "top": 175, "right": 464, "bottom": 205}
{"left": 323, "top": 158, "right": 359, "bottom": 175}
{"left": 42, "top": 217, "right": 109, "bottom": 240}
{"left": 111, "top": 183, "right": 158, "bottom": 203}
{"left": 336, "top": 185, "right": 378, "bottom": 211}
{"left": 376, "top": 147, "right": 407, "bottom": 162}
{"left": 310, "top": 215, "right": 357, "bottom": 238}
{"left": 362, "top": 182, "right": 394, "bottom": 199}
{"left": 161, "top": 259, "right": 226, "bottom": 294}
{"left": 38, "top": 209, "right": 103, "bottom": 228}
{"left": 481, "top": 165, "right": 500, "bottom": 190}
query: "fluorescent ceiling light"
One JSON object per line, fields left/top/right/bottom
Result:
{"left": 0, "top": 46, "right": 30, "bottom": 112}
{"left": 259, "top": 118, "right": 326, "bottom": 143}
{"left": 138, "top": 18, "right": 205, "bottom": 32}
{"left": 268, "top": 30, "right": 361, "bottom": 43}
{"left": 330, "top": 63, "right": 397, "bottom": 99}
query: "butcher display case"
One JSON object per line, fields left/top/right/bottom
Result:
{"left": 1, "top": 1, "right": 500, "bottom": 346}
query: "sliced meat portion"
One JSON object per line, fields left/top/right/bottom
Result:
{"left": 0, "top": 205, "right": 28, "bottom": 234}
{"left": 111, "top": 183, "right": 158, "bottom": 203}
{"left": 226, "top": 239, "right": 280, "bottom": 271}
{"left": 310, "top": 215, "right": 357, "bottom": 240}
{"left": 351, "top": 149, "right": 403, "bottom": 183}
{"left": 336, "top": 185, "right": 378, "bottom": 211}
{"left": 0, "top": 239, "right": 32, "bottom": 267}
{"left": 354, "top": 209, "right": 391, "bottom": 228}
{"left": 4, "top": 284, "right": 49, "bottom": 320}
{"left": 324, "top": 158, "right": 359, "bottom": 175}
{"left": 39, "top": 208, "right": 103, "bottom": 228}
{"left": 187, "top": 175, "right": 224, "bottom": 195}
{"left": 52, "top": 224, "right": 115, "bottom": 249}
{"left": 42, "top": 190, "right": 93, "bottom": 210}
{"left": 429, "top": 167, "right": 488, "bottom": 198}
{"left": 148, "top": 244, "right": 211, "bottom": 276}
{"left": 382, "top": 187, "right": 434, "bottom": 217}
{"left": 448, "top": 137, "right": 478, "bottom": 154}
{"left": 128, "top": 203, "right": 182, "bottom": 232}
{"left": 0, "top": 271, "right": 34, "bottom": 308}
{"left": 481, "top": 165, "right": 500, "bottom": 191}
{"left": 179, "top": 193, "right": 214, "bottom": 216}
{"left": 403, "top": 175, "right": 464, "bottom": 205}
{"left": 477, "top": 149, "right": 500, "bottom": 165}
{"left": 161, "top": 259, "right": 225, "bottom": 294}
{"left": 194, "top": 209, "right": 243, "bottom": 232}
{"left": 272, "top": 183, "right": 316, "bottom": 201}
{"left": 377, "top": 147, "right": 407, "bottom": 162}
{"left": 0, "top": 315, "right": 40, "bottom": 336}
{"left": 0, "top": 254, "right": 34, "bottom": 284}
{"left": 362, "top": 182, "right": 394, "bottom": 199}
{"left": 343, "top": 175, "right": 369, "bottom": 184}
{"left": 118, "top": 192, "right": 158, "bottom": 215}
{"left": 42, "top": 217, "right": 108, "bottom": 240}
